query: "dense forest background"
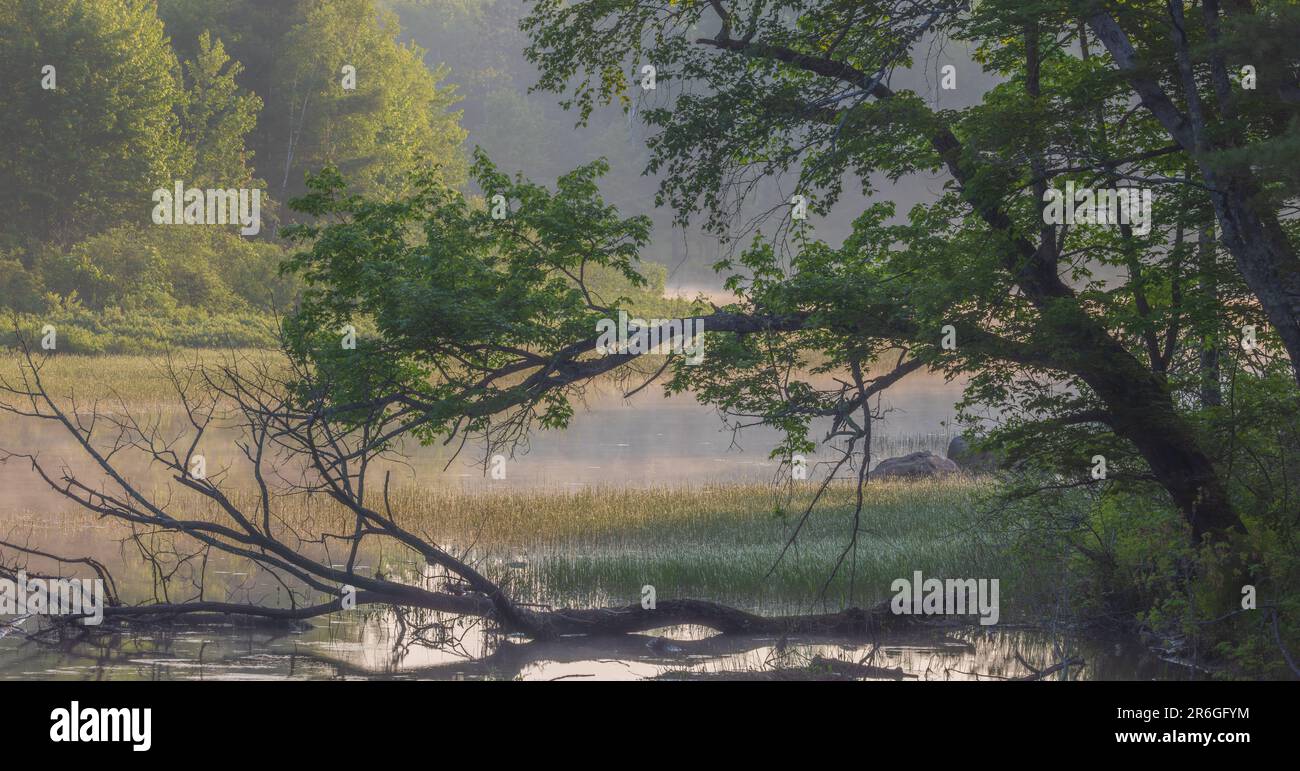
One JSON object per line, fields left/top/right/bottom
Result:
{"left": 0, "top": 0, "right": 704, "bottom": 352}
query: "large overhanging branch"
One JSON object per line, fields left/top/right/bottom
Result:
{"left": 0, "top": 331, "right": 918, "bottom": 645}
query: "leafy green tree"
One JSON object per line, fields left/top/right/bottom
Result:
{"left": 274, "top": 2, "right": 1300, "bottom": 636}
{"left": 180, "top": 31, "right": 262, "bottom": 188}
{"left": 267, "top": 0, "right": 466, "bottom": 201}
{"left": 0, "top": 0, "right": 188, "bottom": 250}
{"left": 0, "top": 254, "right": 46, "bottom": 313}
{"left": 513, "top": 0, "right": 1300, "bottom": 546}
{"left": 280, "top": 150, "right": 655, "bottom": 430}
{"left": 157, "top": 0, "right": 468, "bottom": 203}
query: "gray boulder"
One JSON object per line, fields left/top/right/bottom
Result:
{"left": 946, "top": 436, "right": 998, "bottom": 473}
{"left": 870, "top": 451, "right": 958, "bottom": 480}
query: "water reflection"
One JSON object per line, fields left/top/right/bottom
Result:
{"left": 0, "top": 612, "right": 1187, "bottom": 681}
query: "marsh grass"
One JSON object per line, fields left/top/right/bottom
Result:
{"left": 7, "top": 477, "right": 1016, "bottom": 617}
{"left": 0, "top": 348, "right": 287, "bottom": 410}
{"left": 432, "top": 479, "right": 1014, "bottom": 613}
{"left": 0, "top": 348, "right": 681, "bottom": 412}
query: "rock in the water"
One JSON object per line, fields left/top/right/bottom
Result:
{"left": 870, "top": 451, "right": 958, "bottom": 480}
{"left": 946, "top": 436, "right": 998, "bottom": 473}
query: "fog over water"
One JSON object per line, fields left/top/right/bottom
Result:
{"left": 0, "top": 367, "right": 968, "bottom": 509}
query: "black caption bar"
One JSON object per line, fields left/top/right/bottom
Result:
{"left": 0, "top": 680, "right": 1286, "bottom": 759}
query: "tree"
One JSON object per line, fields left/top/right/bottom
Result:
{"left": 156, "top": 0, "right": 468, "bottom": 203}
{"left": 0, "top": 0, "right": 188, "bottom": 251}
{"left": 1082, "top": 0, "right": 1300, "bottom": 387}
{"left": 267, "top": 0, "right": 466, "bottom": 201}
{"left": 179, "top": 31, "right": 262, "bottom": 188}
{"left": 0, "top": 155, "right": 915, "bottom": 642}
{"left": 511, "top": 0, "right": 1289, "bottom": 545}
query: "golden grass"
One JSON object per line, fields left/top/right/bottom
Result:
{"left": 0, "top": 348, "right": 287, "bottom": 410}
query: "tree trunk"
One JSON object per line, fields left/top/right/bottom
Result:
{"left": 1045, "top": 306, "right": 1246, "bottom": 542}
{"left": 1199, "top": 225, "right": 1223, "bottom": 407}
{"left": 1087, "top": 10, "right": 1300, "bottom": 386}
{"left": 95, "top": 595, "right": 907, "bottom": 639}
{"left": 1205, "top": 171, "right": 1300, "bottom": 387}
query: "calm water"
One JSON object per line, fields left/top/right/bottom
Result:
{"left": 0, "top": 370, "right": 967, "bottom": 502}
{"left": 0, "top": 616, "right": 1187, "bottom": 681}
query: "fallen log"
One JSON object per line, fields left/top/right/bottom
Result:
{"left": 86, "top": 594, "right": 908, "bottom": 639}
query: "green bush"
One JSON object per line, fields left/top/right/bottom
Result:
{"left": 37, "top": 224, "right": 296, "bottom": 314}
{"left": 1, "top": 296, "right": 280, "bottom": 354}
